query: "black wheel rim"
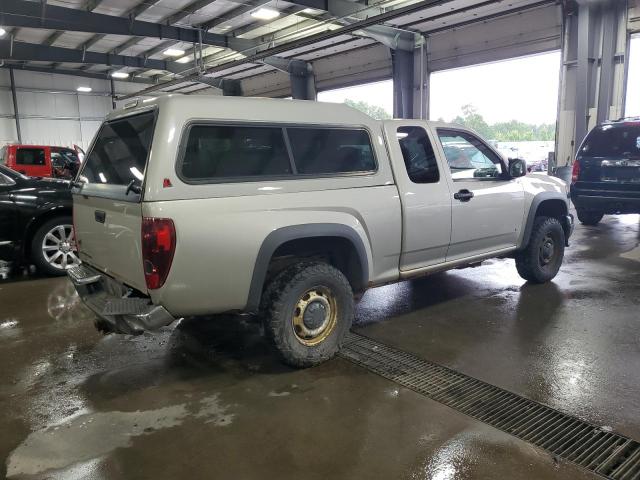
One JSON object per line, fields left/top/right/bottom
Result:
{"left": 538, "top": 233, "right": 556, "bottom": 266}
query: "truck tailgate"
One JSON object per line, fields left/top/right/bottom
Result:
{"left": 74, "top": 194, "right": 147, "bottom": 292}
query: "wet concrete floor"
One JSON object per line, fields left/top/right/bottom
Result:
{"left": 1, "top": 214, "right": 638, "bottom": 479}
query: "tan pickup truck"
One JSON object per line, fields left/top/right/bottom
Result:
{"left": 68, "top": 95, "right": 573, "bottom": 367}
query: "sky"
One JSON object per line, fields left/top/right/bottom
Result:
{"left": 318, "top": 51, "right": 562, "bottom": 125}
{"left": 319, "top": 43, "right": 640, "bottom": 125}
{"left": 625, "top": 35, "right": 640, "bottom": 118}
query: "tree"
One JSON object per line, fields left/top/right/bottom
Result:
{"left": 451, "top": 104, "right": 555, "bottom": 142}
{"left": 344, "top": 99, "right": 392, "bottom": 120}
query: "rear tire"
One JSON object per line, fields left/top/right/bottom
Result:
{"left": 31, "top": 216, "right": 80, "bottom": 276}
{"left": 261, "top": 262, "right": 353, "bottom": 368}
{"left": 515, "top": 216, "right": 565, "bottom": 284}
{"left": 576, "top": 209, "right": 604, "bottom": 226}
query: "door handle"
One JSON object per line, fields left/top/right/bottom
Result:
{"left": 94, "top": 210, "right": 106, "bottom": 223}
{"left": 454, "top": 189, "right": 474, "bottom": 202}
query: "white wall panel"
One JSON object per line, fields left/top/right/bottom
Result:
{"left": 0, "top": 91, "right": 15, "bottom": 116}
{"left": 80, "top": 121, "right": 103, "bottom": 149}
{"left": 78, "top": 95, "right": 112, "bottom": 119}
{"left": 19, "top": 119, "right": 83, "bottom": 147}
{"left": 0, "top": 69, "right": 148, "bottom": 149}
{"left": 0, "top": 119, "right": 17, "bottom": 145}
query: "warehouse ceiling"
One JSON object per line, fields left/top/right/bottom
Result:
{"left": 0, "top": 0, "right": 559, "bottom": 97}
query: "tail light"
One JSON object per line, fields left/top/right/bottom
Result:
{"left": 141, "top": 218, "right": 176, "bottom": 290}
{"left": 571, "top": 159, "right": 581, "bottom": 184}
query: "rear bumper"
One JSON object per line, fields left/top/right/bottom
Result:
{"left": 571, "top": 186, "right": 640, "bottom": 213}
{"left": 571, "top": 195, "right": 640, "bottom": 213}
{"left": 67, "top": 264, "right": 176, "bottom": 334}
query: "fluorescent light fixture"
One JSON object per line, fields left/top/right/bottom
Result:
{"left": 176, "top": 56, "right": 192, "bottom": 64}
{"left": 250, "top": 7, "right": 280, "bottom": 20}
{"left": 163, "top": 48, "right": 185, "bottom": 57}
{"left": 111, "top": 71, "right": 129, "bottom": 79}
{"left": 0, "top": 28, "right": 6, "bottom": 37}
{"left": 219, "top": 25, "right": 232, "bottom": 30}
{"left": 76, "top": 86, "right": 92, "bottom": 92}
{"left": 302, "top": 8, "right": 322, "bottom": 14}
{"left": 98, "top": 172, "right": 107, "bottom": 183}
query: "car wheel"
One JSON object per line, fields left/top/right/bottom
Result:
{"left": 261, "top": 262, "right": 353, "bottom": 368}
{"left": 31, "top": 216, "right": 80, "bottom": 276}
{"left": 515, "top": 216, "right": 565, "bottom": 284}
{"left": 576, "top": 209, "right": 604, "bottom": 226}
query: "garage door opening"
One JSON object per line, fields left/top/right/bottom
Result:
{"left": 318, "top": 81, "right": 393, "bottom": 120}
{"left": 430, "top": 51, "right": 561, "bottom": 172}
{"left": 625, "top": 34, "right": 640, "bottom": 118}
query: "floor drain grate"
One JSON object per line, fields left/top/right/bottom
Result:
{"left": 339, "top": 332, "right": 640, "bottom": 480}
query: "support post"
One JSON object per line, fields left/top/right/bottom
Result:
{"left": 289, "top": 59, "right": 316, "bottom": 100}
{"left": 555, "top": 0, "right": 629, "bottom": 168}
{"left": 9, "top": 67, "right": 22, "bottom": 144}
{"left": 262, "top": 57, "right": 317, "bottom": 100}
{"left": 391, "top": 34, "right": 428, "bottom": 119}
{"left": 110, "top": 77, "right": 116, "bottom": 109}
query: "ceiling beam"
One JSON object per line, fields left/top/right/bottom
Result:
{"left": 0, "top": 0, "right": 256, "bottom": 51}
{"left": 0, "top": 63, "right": 158, "bottom": 84}
{"left": 0, "top": 39, "right": 186, "bottom": 73}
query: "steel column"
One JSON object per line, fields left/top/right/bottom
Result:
{"left": 391, "top": 36, "right": 428, "bottom": 119}
{"left": 392, "top": 49, "right": 414, "bottom": 119}
{"left": 555, "top": 0, "right": 629, "bottom": 167}
{"left": 110, "top": 77, "right": 116, "bottom": 109}
{"left": 8, "top": 68, "right": 22, "bottom": 144}
{"left": 574, "top": 2, "right": 591, "bottom": 153}
{"left": 289, "top": 60, "right": 317, "bottom": 100}
{"left": 263, "top": 57, "right": 317, "bottom": 100}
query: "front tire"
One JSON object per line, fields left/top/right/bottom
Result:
{"left": 576, "top": 209, "right": 604, "bottom": 226}
{"left": 515, "top": 216, "right": 565, "bottom": 284}
{"left": 31, "top": 216, "right": 80, "bottom": 276}
{"left": 261, "top": 262, "right": 354, "bottom": 368}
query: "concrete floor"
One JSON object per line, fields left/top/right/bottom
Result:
{"left": 1, "top": 214, "right": 639, "bottom": 480}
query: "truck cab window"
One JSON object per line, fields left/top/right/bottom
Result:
{"left": 437, "top": 129, "right": 503, "bottom": 180}
{"left": 397, "top": 126, "right": 439, "bottom": 184}
{"left": 16, "top": 148, "right": 46, "bottom": 166}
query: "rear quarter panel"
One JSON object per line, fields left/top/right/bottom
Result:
{"left": 144, "top": 187, "right": 402, "bottom": 316}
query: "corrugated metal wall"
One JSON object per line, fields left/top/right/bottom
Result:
{"left": 0, "top": 70, "right": 145, "bottom": 149}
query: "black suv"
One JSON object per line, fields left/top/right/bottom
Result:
{"left": 0, "top": 164, "right": 79, "bottom": 276}
{"left": 571, "top": 119, "right": 640, "bottom": 225}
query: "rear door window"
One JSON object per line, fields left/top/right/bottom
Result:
{"left": 397, "top": 126, "right": 439, "bottom": 183}
{"left": 16, "top": 148, "right": 45, "bottom": 166}
{"left": 80, "top": 111, "right": 156, "bottom": 186}
{"left": 287, "top": 127, "right": 376, "bottom": 175}
{"left": 180, "top": 125, "right": 291, "bottom": 181}
{"left": 580, "top": 125, "right": 640, "bottom": 158}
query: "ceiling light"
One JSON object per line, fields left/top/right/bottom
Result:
{"left": 0, "top": 28, "right": 6, "bottom": 37}
{"left": 111, "top": 71, "right": 129, "bottom": 79}
{"left": 176, "top": 56, "right": 192, "bottom": 64}
{"left": 250, "top": 7, "right": 280, "bottom": 20}
{"left": 301, "top": 8, "right": 322, "bottom": 14}
{"left": 77, "top": 86, "right": 92, "bottom": 92}
{"left": 219, "top": 25, "right": 232, "bottom": 30}
{"left": 163, "top": 48, "right": 185, "bottom": 57}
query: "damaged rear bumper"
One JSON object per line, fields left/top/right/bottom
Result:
{"left": 67, "top": 264, "right": 176, "bottom": 334}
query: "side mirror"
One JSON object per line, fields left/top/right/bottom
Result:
{"left": 508, "top": 158, "right": 527, "bottom": 178}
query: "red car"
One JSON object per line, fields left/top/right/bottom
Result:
{"left": 0, "top": 144, "right": 82, "bottom": 179}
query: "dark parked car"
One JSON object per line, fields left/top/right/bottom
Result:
{"left": 571, "top": 119, "right": 640, "bottom": 225}
{"left": 0, "top": 164, "right": 79, "bottom": 276}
